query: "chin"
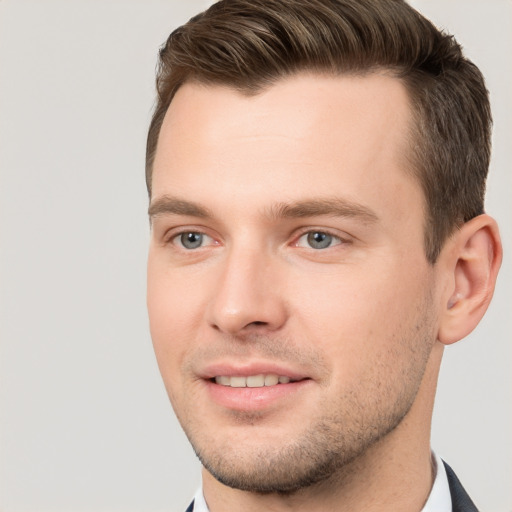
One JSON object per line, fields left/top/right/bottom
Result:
{"left": 186, "top": 408, "right": 404, "bottom": 494}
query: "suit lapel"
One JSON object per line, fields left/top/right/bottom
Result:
{"left": 443, "top": 461, "right": 479, "bottom": 512}
{"left": 185, "top": 499, "right": 194, "bottom": 512}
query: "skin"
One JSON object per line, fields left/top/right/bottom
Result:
{"left": 147, "top": 73, "right": 501, "bottom": 511}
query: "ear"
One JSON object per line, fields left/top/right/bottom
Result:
{"left": 437, "top": 214, "right": 502, "bottom": 345}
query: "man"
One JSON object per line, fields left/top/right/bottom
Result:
{"left": 145, "top": 0, "right": 502, "bottom": 510}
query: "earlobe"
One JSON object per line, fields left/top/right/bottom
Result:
{"left": 438, "top": 214, "right": 502, "bottom": 345}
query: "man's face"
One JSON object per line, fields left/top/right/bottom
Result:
{"left": 147, "top": 73, "right": 441, "bottom": 492}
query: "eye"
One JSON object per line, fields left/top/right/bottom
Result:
{"left": 174, "top": 231, "right": 213, "bottom": 250}
{"left": 296, "top": 231, "right": 342, "bottom": 250}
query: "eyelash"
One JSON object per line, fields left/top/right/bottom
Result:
{"left": 294, "top": 230, "right": 346, "bottom": 250}
{"left": 165, "top": 227, "right": 350, "bottom": 251}
{"left": 164, "top": 229, "right": 217, "bottom": 250}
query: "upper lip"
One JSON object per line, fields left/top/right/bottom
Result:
{"left": 199, "top": 361, "right": 310, "bottom": 380}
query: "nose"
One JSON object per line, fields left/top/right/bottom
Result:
{"left": 206, "top": 246, "right": 288, "bottom": 336}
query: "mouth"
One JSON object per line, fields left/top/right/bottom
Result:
{"left": 202, "top": 365, "right": 313, "bottom": 411}
{"left": 212, "top": 374, "right": 302, "bottom": 388}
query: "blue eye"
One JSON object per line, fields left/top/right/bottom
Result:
{"left": 297, "top": 231, "right": 341, "bottom": 250}
{"left": 178, "top": 232, "right": 206, "bottom": 249}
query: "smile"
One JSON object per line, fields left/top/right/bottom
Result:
{"left": 204, "top": 368, "right": 313, "bottom": 410}
{"left": 214, "top": 374, "right": 296, "bottom": 388}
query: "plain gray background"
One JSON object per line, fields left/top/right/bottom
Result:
{"left": 0, "top": 1, "right": 510, "bottom": 511}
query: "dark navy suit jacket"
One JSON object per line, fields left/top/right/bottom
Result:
{"left": 443, "top": 461, "right": 479, "bottom": 512}
{"left": 185, "top": 461, "right": 478, "bottom": 512}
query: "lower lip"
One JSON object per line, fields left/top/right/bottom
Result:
{"left": 204, "top": 379, "right": 312, "bottom": 411}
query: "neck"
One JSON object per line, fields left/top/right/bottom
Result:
{"left": 202, "top": 343, "right": 443, "bottom": 512}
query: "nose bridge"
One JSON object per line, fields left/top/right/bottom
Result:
{"left": 207, "top": 239, "right": 286, "bottom": 335}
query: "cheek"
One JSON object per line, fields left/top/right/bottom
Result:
{"left": 147, "top": 253, "right": 208, "bottom": 334}
{"left": 147, "top": 259, "right": 205, "bottom": 387}
{"left": 288, "top": 263, "right": 433, "bottom": 374}
{"left": 147, "top": 277, "right": 199, "bottom": 414}
{"left": 290, "top": 265, "right": 403, "bottom": 327}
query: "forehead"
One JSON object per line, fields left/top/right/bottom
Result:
{"left": 158, "top": 72, "right": 412, "bottom": 151}
{"left": 152, "top": 73, "right": 421, "bottom": 225}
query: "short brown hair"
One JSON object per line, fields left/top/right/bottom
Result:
{"left": 146, "top": 0, "right": 491, "bottom": 263}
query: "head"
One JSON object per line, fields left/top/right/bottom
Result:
{"left": 146, "top": 0, "right": 492, "bottom": 264}
{"left": 145, "top": 0, "right": 501, "bottom": 501}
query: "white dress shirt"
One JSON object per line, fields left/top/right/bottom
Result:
{"left": 191, "top": 451, "right": 452, "bottom": 512}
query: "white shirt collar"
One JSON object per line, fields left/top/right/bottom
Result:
{"left": 421, "top": 452, "right": 452, "bottom": 512}
{"left": 192, "top": 451, "right": 452, "bottom": 512}
{"left": 191, "top": 485, "right": 209, "bottom": 512}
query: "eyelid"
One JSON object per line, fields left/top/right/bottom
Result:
{"left": 292, "top": 227, "right": 351, "bottom": 248}
{"left": 162, "top": 225, "right": 220, "bottom": 247}
{"left": 159, "top": 225, "right": 353, "bottom": 250}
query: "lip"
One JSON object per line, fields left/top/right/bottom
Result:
{"left": 199, "top": 361, "right": 313, "bottom": 411}
{"left": 200, "top": 361, "right": 309, "bottom": 381}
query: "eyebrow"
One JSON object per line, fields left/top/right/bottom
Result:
{"left": 148, "top": 196, "right": 212, "bottom": 219}
{"left": 268, "top": 198, "right": 379, "bottom": 223}
{"left": 148, "top": 195, "right": 379, "bottom": 224}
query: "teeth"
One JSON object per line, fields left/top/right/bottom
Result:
{"left": 216, "top": 376, "right": 230, "bottom": 386}
{"left": 264, "top": 374, "right": 279, "bottom": 386}
{"left": 230, "top": 376, "right": 246, "bottom": 388}
{"left": 247, "top": 374, "right": 265, "bottom": 387}
{"left": 214, "top": 374, "right": 296, "bottom": 388}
